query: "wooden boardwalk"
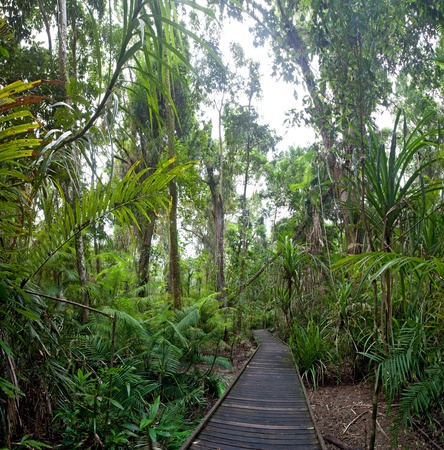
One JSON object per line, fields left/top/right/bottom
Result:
{"left": 181, "top": 329, "right": 326, "bottom": 450}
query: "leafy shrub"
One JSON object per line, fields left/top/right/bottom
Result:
{"left": 289, "top": 317, "right": 335, "bottom": 389}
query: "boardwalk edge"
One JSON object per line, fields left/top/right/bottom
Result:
{"left": 180, "top": 339, "right": 259, "bottom": 450}
{"left": 266, "top": 329, "right": 328, "bottom": 450}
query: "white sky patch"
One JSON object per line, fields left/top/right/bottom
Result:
{"left": 204, "top": 17, "right": 316, "bottom": 150}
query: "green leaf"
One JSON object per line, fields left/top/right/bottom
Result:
{"left": 0, "top": 80, "right": 43, "bottom": 99}
{"left": 14, "top": 308, "right": 40, "bottom": 321}
{"left": 109, "top": 398, "right": 124, "bottom": 410}
{"left": 0, "top": 122, "right": 40, "bottom": 140}
{"left": 0, "top": 338, "right": 12, "bottom": 357}
{"left": 139, "top": 417, "right": 153, "bottom": 429}
{"left": 148, "top": 428, "right": 157, "bottom": 443}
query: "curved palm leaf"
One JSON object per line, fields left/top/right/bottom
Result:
{"left": 19, "top": 158, "right": 194, "bottom": 287}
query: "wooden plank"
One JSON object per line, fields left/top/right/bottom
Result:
{"left": 200, "top": 426, "right": 319, "bottom": 443}
{"left": 180, "top": 330, "right": 327, "bottom": 450}
{"left": 204, "top": 422, "right": 317, "bottom": 437}
{"left": 195, "top": 436, "right": 322, "bottom": 450}
{"left": 209, "top": 418, "right": 315, "bottom": 430}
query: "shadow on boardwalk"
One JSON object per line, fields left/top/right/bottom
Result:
{"left": 181, "top": 329, "right": 326, "bottom": 450}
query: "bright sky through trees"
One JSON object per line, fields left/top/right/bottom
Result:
{"left": 210, "top": 17, "right": 316, "bottom": 149}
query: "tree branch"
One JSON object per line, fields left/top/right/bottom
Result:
{"left": 24, "top": 290, "right": 114, "bottom": 319}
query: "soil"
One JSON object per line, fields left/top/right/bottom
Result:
{"left": 202, "top": 339, "right": 257, "bottom": 415}
{"left": 309, "top": 383, "right": 432, "bottom": 450}
{"left": 218, "top": 341, "right": 435, "bottom": 450}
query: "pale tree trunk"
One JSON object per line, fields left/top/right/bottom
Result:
{"left": 58, "top": 0, "right": 90, "bottom": 322}
{"left": 237, "top": 107, "right": 252, "bottom": 334}
{"left": 207, "top": 166, "right": 226, "bottom": 304}
{"left": 216, "top": 100, "right": 227, "bottom": 305}
{"left": 57, "top": 0, "right": 68, "bottom": 79}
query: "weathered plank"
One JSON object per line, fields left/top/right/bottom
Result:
{"left": 180, "top": 329, "right": 326, "bottom": 450}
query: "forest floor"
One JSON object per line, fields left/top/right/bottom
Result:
{"left": 309, "top": 383, "right": 433, "bottom": 450}
{"left": 215, "top": 341, "right": 434, "bottom": 450}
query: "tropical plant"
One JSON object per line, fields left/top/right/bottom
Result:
{"left": 332, "top": 109, "right": 443, "bottom": 446}
{"left": 290, "top": 317, "right": 335, "bottom": 389}
{"left": 359, "top": 314, "right": 444, "bottom": 443}
{"left": 0, "top": 79, "right": 191, "bottom": 446}
{"left": 275, "top": 235, "right": 326, "bottom": 333}
{"left": 342, "top": 111, "right": 442, "bottom": 341}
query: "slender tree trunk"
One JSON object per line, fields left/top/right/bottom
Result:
{"left": 38, "top": 0, "right": 52, "bottom": 53}
{"left": 136, "top": 130, "right": 160, "bottom": 296}
{"left": 57, "top": 0, "right": 68, "bottom": 79}
{"left": 90, "top": 150, "right": 101, "bottom": 276}
{"left": 75, "top": 233, "right": 89, "bottom": 322}
{"left": 58, "top": 0, "right": 90, "bottom": 322}
{"left": 217, "top": 98, "right": 227, "bottom": 306}
{"left": 164, "top": 69, "right": 181, "bottom": 309}
{"left": 237, "top": 101, "right": 252, "bottom": 333}
{"left": 137, "top": 211, "right": 156, "bottom": 295}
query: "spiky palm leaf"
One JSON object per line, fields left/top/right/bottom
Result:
{"left": 344, "top": 110, "right": 442, "bottom": 248}
{"left": 0, "top": 80, "right": 52, "bottom": 246}
{"left": 334, "top": 251, "right": 444, "bottom": 294}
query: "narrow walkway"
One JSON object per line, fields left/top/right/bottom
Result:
{"left": 181, "top": 329, "right": 326, "bottom": 449}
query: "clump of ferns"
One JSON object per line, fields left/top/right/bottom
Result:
{"left": 361, "top": 317, "right": 443, "bottom": 442}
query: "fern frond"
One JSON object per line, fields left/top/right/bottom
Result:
{"left": 395, "top": 365, "right": 444, "bottom": 429}
{"left": 174, "top": 306, "right": 200, "bottom": 333}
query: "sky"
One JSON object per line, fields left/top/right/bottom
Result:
{"left": 208, "top": 17, "right": 316, "bottom": 151}
{"left": 208, "top": 17, "right": 395, "bottom": 150}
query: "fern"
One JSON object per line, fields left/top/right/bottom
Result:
{"left": 395, "top": 365, "right": 444, "bottom": 429}
{"left": 361, "top": 321, "right": 426, "bottom": 398}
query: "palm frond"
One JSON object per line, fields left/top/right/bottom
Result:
{"left": 199, "top": 354, "right": 232, "bottom": 370}
{"left": 19, "top": 159, "right": 193, "bottom": 287}
{"left": 396, "top": 365, "right": 444, "bottom": 429}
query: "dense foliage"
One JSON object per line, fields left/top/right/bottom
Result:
{"left": 1, "top": 0, "right": 444, "bottom": 449}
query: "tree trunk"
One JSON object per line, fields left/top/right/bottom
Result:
{"left": 38, "top": 0, "right": 52, "bottom": 53}
{"left": 137, "top": 211, "right": 157, "bottom": 296}
{"left": 58, "top": 0, "right": 90, "bottom": 322}
{"left": 237, "top": 100, "right": 253, "bottom": 334}
{"left": 217, "top": 100, "right": 227, "bottom": 306}
{"left": 57, "top": 0, "right": 68, "bottom": 80}
{"left": 207, "top": 166, "right": 226, "bottom": 305}
{"left": 164, "top": 69, "right": 182, "bottom": 309}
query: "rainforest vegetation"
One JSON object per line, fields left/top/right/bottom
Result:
{"left": 1, "top": 0, "right": 444, "bottom": 448}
